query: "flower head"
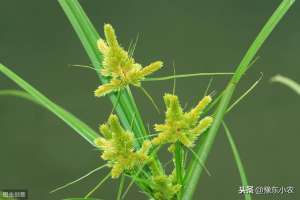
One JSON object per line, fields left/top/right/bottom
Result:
{"left": 151, "top": 94, "right": 213, "bottom": 148}
{"left": 94, "top": 114, "right": 151, "bottom": 178}
{"left": 95, "top": 24, "right": 163, "bottom": 97}
{"left": 151, "top": 173, "right": 181, "bottom": 200}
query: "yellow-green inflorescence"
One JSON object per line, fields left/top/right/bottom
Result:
{"left": 94, "top": 24, "right": 163, "bottom": 97}
{"left": 94, "top": 24, "right": 214, "bottom": 200}
{"left": 152, "top": 93, "right": 213, "bottom": 150}
{"left": 94, "top": 114, "right": 151, "bottom": 178}
{"left": 151, "top": 172, "right": 181, "bottom": 200}
{"left": 94, "top": 114, "right": 181, "bottom": 199}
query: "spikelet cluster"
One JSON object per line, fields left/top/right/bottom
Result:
{"left": 95, "top": 24, "right": 163, "bottom": 97}
{"left": 94, "top": 114, "right": 151, "bottom": 178}
{"left": 150, "top": 172, "right": 181, "bottom": 200}
{"left": 152, "top": 93, "right": 213, "bottom": 149}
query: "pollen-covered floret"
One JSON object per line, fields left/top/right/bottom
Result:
{"left": 94, "top": 114, "right": 151, "bottom": 178}
{"left": 151, "top": 93, "right": 213, "bottom": 148}
{"left": 94, "top": 24, "right": 163, "bottom": 97}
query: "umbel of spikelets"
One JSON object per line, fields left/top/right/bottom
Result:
{"left": 94, "top": 24, "right": 163, "bottom": 97}
{"left": 94, "top": 114, "right": 151, "bottom": 178}
{"left": 152, "top": 94, "right": 213, "bottom": 151}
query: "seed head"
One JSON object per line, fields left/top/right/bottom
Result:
{"left": 94, "top": 24, "right": 163, "bottom": 97}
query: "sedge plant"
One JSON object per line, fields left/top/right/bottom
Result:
{"left": 0, "top": 0, "right": 295, "bottom": 199}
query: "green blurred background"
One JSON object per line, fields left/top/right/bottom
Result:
{"left": 0, "top": 0, "right": 299, "bottom": 199}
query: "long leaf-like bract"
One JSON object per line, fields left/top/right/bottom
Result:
{"left": 0, "top": 63, "right": 99, "bottom": 145}
{"left": 223, "top": 122, "right": 251, "bottom": 200}
{"left": 271, "top": 74, "right": 300, "bottom": 95}
{"left": 183, "top": 1, "right": 295, "bottom": 199}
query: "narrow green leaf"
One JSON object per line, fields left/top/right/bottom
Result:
{"left": 84, "top": 173, "right": 111, "bottom": 198}
{"left": 183, "top": 1, "right": 295, "bottom": 199}
{"left": 186, "top": 147, "right": 211, "bottom": 177}
{"left": 223, "top": 122, "right": 251, "bottom": 200}
{"left": 139, "top": 86, "right": 160, "bottom": 114}
{"left": 0, "top": 63, "right": 99, "bottom": 145}
{"left": 271, "top": 74, "right": 300, "bottom": 95}
{"left": 226, "top": 73, "right": 263, "bottom": 113}
{"left": 50, "top": 164, "right": 108, "bottom": 193}
{"left": 0, "top": 89, "right": 40, "bottom": 105}
{"left": 174, "top": 142, "right": 184, "bottom": 194}
{"left": 116, "top": 174, "right": 125, "bottom": 200}
{"left": 144, "top": 72, "right": 233, "bottom": 81}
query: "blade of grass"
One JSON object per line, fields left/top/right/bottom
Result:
{"left": 223, "top": 122, "right": 251, "bottom": 200}
{"left": 186, "top": 147, "right": 211, "bottom": 177}
{"left": 116, "top": 174, "right": 125, "bottom": 200}
{"left": 0, "top": 89, "right": 40, "bottom": 105}
{"left": 50, "top": 164, "right": 108, "bottom": 193}
{"left": 183, "top": 1, "right": 295, "bottom": 199}
{"left": 203, "top": 57, "right": 260, "bottom": 113}
{"left": 0, "top": 63, "right": 99, "bottom": 146}
{"left": 271, "top": 74, "right": 300, "bottom": 95}
{"left": 174, "top": 142, "right": 184, "bottom": 198}
{"left": 172, "top": 62, "right": 176, "bottom": 95}
{"left": 144, "top": 72, "right": 234, "bottom": 81}
{"left": 139, "top": 86, "right": 160, "bottom": 114}
{"left": 226, "top": 73, "right": 263, "bottom": 113}
{"left": 84, "top": 173, "right": 111, "bottom": 198}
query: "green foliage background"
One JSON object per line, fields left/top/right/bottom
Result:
{"left": 0, "top": 0, "right": 299, "bottom": 199}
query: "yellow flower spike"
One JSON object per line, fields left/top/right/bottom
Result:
{"left": 94, "top": 24, "right": 163, "bottom": 97}
{"left": 94, "top": 114, "right": 151, "bottom": 178}
{"left": 94, "top": 137, "right": 107, "bottom": 148}
{"left": 164, "top": 93, "right": 183, "bottom": 121}
{"left": 97, "top": 39, "right": 109, "bottom": 55}
{"left": 191, "top": 116, "right": 213, "bottom": 138}
{"left": 151, "top": 174, "right": 181, "bottom": 200}
{"left": 186, "top": 95, "right": 212, "bottom": 124}
{"left": 137, "top": 140, "right": 151, "bottom": 156}
{"left": 151, "top": 93, "right": 214, "bottom": 148}
{"left": 140, "top": 61, "right": 163, "bottom": 77}
{"left": 111, "top": 162, "right": 124, "bottom": 179}
{"left": 107, "top": 114, "right": 124, "bottom": 135}
{"left": 104, "top": 24, "right": 119, "bottom": 49}
{"left": 99, "top": 123, "right": 112, "bottom": 139}
{"left": 94, "top": 79, "right": 124, "bottom": 97}
{"left": 167, "top": 144, "right": 175, "bottom": 153}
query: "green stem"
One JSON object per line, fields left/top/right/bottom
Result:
{"left": 116, "top": 174, "right": 125, "bottom": 200}
{"left": 175, "top": 142, "right": 184, "bottom": 188}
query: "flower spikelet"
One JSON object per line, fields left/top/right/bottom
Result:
{"left": 151, "top": 174, "right": 181, "bottom": 200}
{"left": 94, "top": 114, "right": 151, "bottom": 178}
{"left": 95, "top": 24, "right": 163, "bottom": 97}
{"left": 152, "top": 94, "right": 213, "bottom": 148}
